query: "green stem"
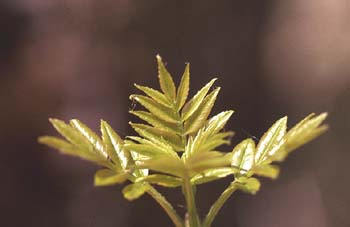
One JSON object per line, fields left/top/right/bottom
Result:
{"left": 203, "top": 182, "right": 238, "bottom": 227}
{"left": 183, "top": 175, "right": 200, "bottom": 227}
{"left": 147, "top": 185, "right": 184, "bottom": 227}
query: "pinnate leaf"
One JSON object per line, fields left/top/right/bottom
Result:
{"left": 285, "top": 113, "right": 328, "bottom": 153}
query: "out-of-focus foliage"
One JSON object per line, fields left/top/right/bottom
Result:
{"left": 39, "top": 56, "right": 328, "bottom": 227}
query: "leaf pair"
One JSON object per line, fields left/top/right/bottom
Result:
{"left": 230, "top": 113, "right": 328, "bottom": 194}
{"left": 38, "top": 118, "right": 150, "bottom": 200}
{"left": 39, "top": 119, "right": 110, "bottom": 166}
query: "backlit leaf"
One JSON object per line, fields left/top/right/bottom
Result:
{"left": 191, "top": 167, "right": 236, "bottom": 185}
{"left": 124, "top": 138, "right": 178, "bottom": 160}
{"left": 157, "top": 55, "right": 176, "bottom": 102}
{"left": 137, "top": 174, "right": 182, "bottom": 187}
{"left": 94, "top": 169, "right": 129, "bottom": 186}
{"left": 100, "top": 120, "right": 131, "bottom": 170}
{"left": 181, "top": 78, "right": 217, "bottom": 121}
{"left": 134, "top": 84, "right": 172, "bottom": 107}
{"left": 200, "top": 131, "right": 234, "bottom": 152}
{"left": 49, "top": 118, "right": 92, "bottom": 151}
{"left": 138, "top": 156, "right": 185, "bottom": 178}
{"left": 130, "top": 123, "right": 183, "bottom": 151}
{"left": 130, "top": 95, "right": 178, "bottom": 123}
{"left": 129, "top": 111, "right": 180, "bottom": 134}
{"left": 122, "top": 183, "right": 148, "bottom": 201}
{"left": 186, "top": 151, "right": 231, "bottom": 176}
{"left": 235, "top": 177, "right": 261, "bottom": 194}
{"left": 255, "top": 116, "right": 287, "bottom": 164}
{"left": 38, "top": 136, "right": 100, "bottom": 162}
{"left": 205, "top": 111, "right": 234, "bottom": 136}
{"left": 127, "top": 128, "right": 178, "bottom": 158}
{"left": 175, "top": 63, "right": 190, "bottom": 110}
{"left": 70, "top": 119, "right": 108, "bottom": 158}
{"left": 100, "top": 120, "right": 122, "bottom": 168}
{"left": 231, "top": 138, "right": 255, "bottom": 175}
{"left": 185, "top": 87, "right": 220, "bottom": 135}
{"left": 285, "top": 113, "right": 328, "bottom": 153}
{"left": 252, "top": 164, "right": 280, "bottom": 179}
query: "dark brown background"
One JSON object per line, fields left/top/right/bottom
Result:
{"left": 1, "top": 0, "right": 349, "bottom": 226}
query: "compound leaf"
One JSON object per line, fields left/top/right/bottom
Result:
{"left": 285, "top": 113, "right": 328, "bottom": 153}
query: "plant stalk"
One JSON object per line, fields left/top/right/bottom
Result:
{"left": 183, "top": 175, "right": 200, "bottom": 227}
{"left": 203, "top": 182, "right": 238, "bottom": 227}
{"left": 147, "top": 185, "right": 184, "bottom": 227}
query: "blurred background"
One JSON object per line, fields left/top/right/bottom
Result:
{"left": 0, "top": 0, "right": 349, "bottom": 226}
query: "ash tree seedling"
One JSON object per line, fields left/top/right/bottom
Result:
{"left": 39, "top": 55, "right": 328, "bottom": 227}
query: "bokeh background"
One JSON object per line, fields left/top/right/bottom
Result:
{"left": 1, "top": 0, "right": 349, "bottom": 226}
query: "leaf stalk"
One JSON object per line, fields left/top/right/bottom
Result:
{"left": 147, "top": 185, "right": 184, "bottom": 227}
{"left": 183, "top": 175, "right": 200, "bottom": 227}
{"left": 203, "top": 181, "right": 238, "bottom": 227}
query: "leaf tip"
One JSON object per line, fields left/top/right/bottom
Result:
{"left": 37, "top": 136, "right": 48, "bottom": 144}
{"left": 49, "top": 118, "right": 59, "bottom": 124}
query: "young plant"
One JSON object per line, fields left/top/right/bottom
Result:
{"left": 39, "top": 55, "right": 328, "bottom": 227}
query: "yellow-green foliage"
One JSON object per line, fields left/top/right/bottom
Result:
{"left": 39, "top": 55, "right": 328, "bottom": 227}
